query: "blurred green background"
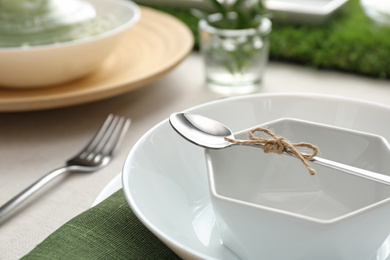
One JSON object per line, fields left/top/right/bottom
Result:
{"left": 139, "top": 0, "right": 390, "bottom": 79}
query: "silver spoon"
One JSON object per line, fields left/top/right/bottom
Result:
{"left": 169, "top": 112, "right": 390, "bottom": 185}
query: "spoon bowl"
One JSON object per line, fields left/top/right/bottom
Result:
{"left": 169, "top": 112, "right": 234, "bottom": 149}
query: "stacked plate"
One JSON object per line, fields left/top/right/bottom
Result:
{"left": 118, "top": 93, "right": 390, "bottom": 260}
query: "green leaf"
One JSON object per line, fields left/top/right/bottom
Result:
{"left": 199, "top": 0, "right": 266, "bottom": 29}
{"left": 204, "top": 0, "right": 226, "bottom": 14}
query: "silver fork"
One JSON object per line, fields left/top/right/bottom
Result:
{"left": 0, "top": 114, "right": 131, "bottom": 221}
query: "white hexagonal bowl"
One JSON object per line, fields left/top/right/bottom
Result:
{"left": 205, "top": 118, "right": 390, "bottom": 259}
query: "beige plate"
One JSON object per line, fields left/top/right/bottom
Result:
{"left": 0, "top": 6, "right": 194, "bottom": 112}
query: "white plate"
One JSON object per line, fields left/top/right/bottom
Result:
{"left": 264, "top": 0, "right": 349, "bottom": 23}
{"left": 97, "top": 93, "right": 390, "bottom": 259}
{"left": 91, "top": 173, "right": 122, "bottom": 207}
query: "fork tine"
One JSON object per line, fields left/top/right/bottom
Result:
{"left": 86, "top": 115, "right": 120, "bottom": 160}
{"left": 87, "top": 115, "right": 131, "bottom": 163}
{"left": 78, "top": 114, "right": 115, "bottom": 159}
{"left": 96, "top": 116, "right": 131, "bottom": 161}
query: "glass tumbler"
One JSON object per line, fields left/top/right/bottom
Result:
{"left": 199, "top": 14, "right": 272, "bottom": 95}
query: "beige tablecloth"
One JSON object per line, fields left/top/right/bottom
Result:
{"left": 2, "top": 52, "right": 390, "bottom": 259}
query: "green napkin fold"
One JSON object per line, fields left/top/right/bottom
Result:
{"left": 22, "top": 189, "right": 181, "bottom": 260}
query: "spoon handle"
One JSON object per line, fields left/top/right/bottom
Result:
{"left": 312, "top": 156, "right": 390, "bottom": 185}
{"left": 243, "top": 143, "right": 390, "bottom": 185}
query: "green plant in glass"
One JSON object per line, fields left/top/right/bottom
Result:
{"left": 196, "top": 0, "right": 271, "bottom": 94}
{"left": 194, "top": 0, "right": 266, "bottom": 29}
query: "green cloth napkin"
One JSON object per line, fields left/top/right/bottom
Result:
{"left": 22, "top": 189, "right": 181, "bottom": 260}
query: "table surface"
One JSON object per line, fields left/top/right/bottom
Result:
{"left": 2, "top": 52, "right": 390, "bottom": 259}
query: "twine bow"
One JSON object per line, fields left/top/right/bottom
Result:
{"left": 225, "top": 127, "right": 319, "bottom": 175}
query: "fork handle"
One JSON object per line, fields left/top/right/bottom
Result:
{"left": 0, "top": 166, "right": 69, "bottom": 222}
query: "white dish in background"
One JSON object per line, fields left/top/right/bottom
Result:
{"left": 96, "top": 93, "right": 390, "bottom": 260}
{"left": 135, "top": 0, "right": 349, "bottom": 24}
{"left": 0, "top": 7, "right": 193, "bottom": 112}
{"left": 265, "top": 0, "right": 349, "bottom": 23}
{"left": 0, "top": 0, "right": 140, "bottom": 88}
{"left": 360, "top": 0, "right": 390, "bottom": 26}
{"left": 206, "top": 118, "right": 390, "bottom": 259}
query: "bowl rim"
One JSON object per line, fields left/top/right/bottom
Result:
{"left": 0, "top": 0, "right": 140, "bottom": 52}
{"left": 243, "top": 117, "right": 390, "bottom": 146}
{"left": 206, "top": 118, "right": 390, "bottom": 225}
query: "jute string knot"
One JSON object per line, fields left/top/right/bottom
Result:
{"left": 225, "top": 127, "right": 319, "bottom": 175}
